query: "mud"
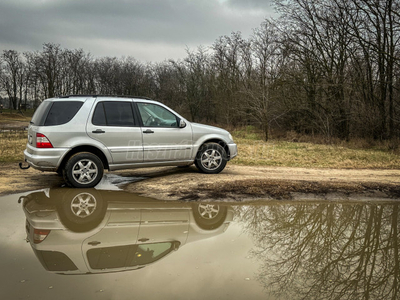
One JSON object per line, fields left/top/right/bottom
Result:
{"left": 2, "top": 162, "right": 400, "bottom": 201}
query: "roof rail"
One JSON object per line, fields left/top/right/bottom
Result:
{"left": 58, "top": 95, "right": 152, "bottom": 100}
{"left": 58, "top": 95, "right": 97, "bottom": 98}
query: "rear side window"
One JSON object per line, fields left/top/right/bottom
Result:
{"left": 92, "top": 101, "right": 135, "bottom": 127}
{"left": 33, "top": 249, "right": 78, "bottom": 272}
{"left": 30, "top": 101, "right": 52, "bottom": 126}
{"left": 44, "top": 101, "right": 84, "bottom": 126}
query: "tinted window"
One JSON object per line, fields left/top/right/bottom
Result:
{"left": 88, "top": 245, "right": 132, "bottom": 270}
{"left": 44, "top": 101, "right": 84, "bottom": 126}
{"left": 92, "top": 103, "right": 107, "bottom": 126}
{"left": 87, "top": 242, "right": 174, "bottom": 270}
{"left": 137, "top": 103, "right": 178, "bottom": 127}
{"left": 92, "top": 101, "right": 135, "bottom": 127}
{"left": 130, "top": 243, "right": 173, "bottom": 265}
{"left": 30, "top": 101, "right": 52, "bottom": 126}
{"left": 33, "top": 249, "right": 78, "bottom": 272}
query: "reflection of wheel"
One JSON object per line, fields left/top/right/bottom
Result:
{"left": 70, "top": 192, "right": 97, "bottom": 218}
{"left": 195, "top": 143, "right": 227, "bottom": 174}
{"left": 192, "top": 203, "right": 227, "bottom": 230}
{"left": 57, "top": 189, "right": 107, "bottom": 232}
{"left": 63, "top": 152, "right": 104, "bottom": 188}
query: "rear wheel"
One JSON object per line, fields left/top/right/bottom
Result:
{"left": 63, "top": 152, "right": 104, "bottom": 188}
{"left": 57, "top": 189, "right": 107, "bottom": 232}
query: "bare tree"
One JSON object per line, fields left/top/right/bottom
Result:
{"left": 236, "top": 202, "right": 400, "bottom": 299}
{"left": 0, "top": 50, "right": 25, "bottom": 110}
{"left": 240, "top": 20, "right": 288, "bottom": 141}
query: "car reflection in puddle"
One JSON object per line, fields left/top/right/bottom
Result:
{"left": 19, "top": 189, "right": 233, "bottom": 275}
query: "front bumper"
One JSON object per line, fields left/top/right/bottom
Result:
{"left": 24, "top": 143, "right": 69, "bottom": 172}
{"left": 228, "top": 143, "right": 238, "bottom": 160}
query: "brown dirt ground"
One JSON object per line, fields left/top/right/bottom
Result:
{"left": 2, "top": 162, "right": 400, "bottom": 201}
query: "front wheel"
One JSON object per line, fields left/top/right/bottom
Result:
{"left": 192, "top": 203, "right": 228, "bottom": 230}
{"left": 63, "top": 152, "right": 104, "bottom": 188}
{"left": 195, "top": 143, "right": 227, "bottom": 174}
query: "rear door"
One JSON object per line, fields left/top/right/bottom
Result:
{"left": 87, "top": 100, "right": 143, "bottom": 164}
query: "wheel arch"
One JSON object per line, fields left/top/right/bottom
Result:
{"left": 197, "top": 138, "right": 231, "bottom": 159}
{"left": 58, "top": 145, "right": 110, "bottom": 172}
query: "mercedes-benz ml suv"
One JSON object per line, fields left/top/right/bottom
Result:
{"left": 21, "top": 188, "right": 234, "bottom": 274}
{"left": 24, "top": 95, "right": 237, "bottom": 188}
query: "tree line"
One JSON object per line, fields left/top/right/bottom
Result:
{"left": 0, "top": 0, "right": 399, "bottom": 141}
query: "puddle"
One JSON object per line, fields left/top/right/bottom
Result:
{"left": 0, "top": 189, "right": 399, "bottom": 299}
{"left": 95, "top": 174, "right": 146, "bottom": 190}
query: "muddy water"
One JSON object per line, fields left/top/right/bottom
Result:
{"left": 0, "top": 188, "right": 399, "bottom": 300}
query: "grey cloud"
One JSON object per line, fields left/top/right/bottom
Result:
{"left": 0, "top": 0, "right": 274, "bottom": 61}
{"left": 227, "top": 0, "right": 276, "bottom": 12}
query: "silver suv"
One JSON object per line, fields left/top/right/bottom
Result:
{"left": 24, "top": 95, "right": 237, "bottom": 188}
{"left": 21, "top": 188, "right": 233, "bottom": 274}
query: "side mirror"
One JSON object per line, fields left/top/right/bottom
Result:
{"left": 179, "top": 119, "right": 186, "bottom": 128}
{"left": 173, "top": 241, "right": 181, "bottom": 251}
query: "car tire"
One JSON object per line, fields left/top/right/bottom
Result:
{"left": 195, "top": 143, "right": 227, "bottom": 174}
{"left": 57, "top": 189, "right": 107, "bottom": 232}
{"left": 192, "top": 203, "right": 228, "bottom": 230}
{"left": 63, "top": 152, "right": 104, "bottom": 188}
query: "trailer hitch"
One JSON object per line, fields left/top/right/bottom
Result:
{"left": 19, "top": 162, "right": 30, "bottom": 170}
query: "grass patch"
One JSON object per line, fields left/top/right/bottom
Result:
{"left": 0, "top": 109, "right": 34, "bottom": 125}
{"left": 0, "top": 130, "right": 26, "bottom": 162}
{"left": 231, "top": 129, "right": 400, "bottom": 169}
{"left": 0, "top": 124, "right": 399, "bottom": 169}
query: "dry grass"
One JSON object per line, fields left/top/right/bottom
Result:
{"left": 0, "top": 124, "right": 399, "bottom": 169}
{"left": 0, "top": 112, "right": 30, "bottom": 162}
{"left": 0, "top": 131, "right": 26, "bottom": 162}
{"left": 231, "top": 127, "right": 400, "bottom": 169}
{"left": 0, "top": 110, "right": 33, "bottom": 135}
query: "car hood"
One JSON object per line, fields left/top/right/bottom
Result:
{"left": 191, "top": 122, "right": 230, "bottom": 136}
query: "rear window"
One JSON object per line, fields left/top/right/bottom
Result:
{"left": 45, "top": 101, "right": 84, "bottom": 126}
{"left": 30, "top": 101, "right": 83, "bottom": 126}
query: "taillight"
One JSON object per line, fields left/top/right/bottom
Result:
{"left": 33, "top": 228, "right": 51, "bottom": 244}
{"left": 36, "top": 133, "right": 53, "bottom": 148}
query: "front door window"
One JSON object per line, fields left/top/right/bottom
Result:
{"left": 137, "top": 103, "right": 178, "bottom": 127}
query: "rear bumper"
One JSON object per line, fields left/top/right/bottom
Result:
{"left": 24, "top": 144, "right": 69, "bottom": 172}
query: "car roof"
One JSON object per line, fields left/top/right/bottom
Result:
{"left": 58, "top": 95, "right": 152, "bottom": 100}
{"left": 50, "top": 95, "right": 162, "bottom": 105}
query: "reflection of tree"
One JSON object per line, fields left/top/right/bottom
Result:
{"left": 235, "top": 203, "right": 400, "bottom": 300}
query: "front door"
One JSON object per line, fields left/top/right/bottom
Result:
{"left": 136, "top": 102, "right": 192, "bottom": 162}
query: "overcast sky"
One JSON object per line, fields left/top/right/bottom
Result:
{"left": 0, "top": 0, "right": 276, "bottom": 62}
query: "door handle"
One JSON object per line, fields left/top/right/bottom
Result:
{"left": 143, "top": 129, "right": 154, "bottom": 134}
{"left": 92, "top": 129, "right": 105, "bottom": 134}
{"left": 138, "top": 238, "right": 149, "bottom": 242}
{"left": 88, "top": 241, "right": 101, "bottom": 246}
